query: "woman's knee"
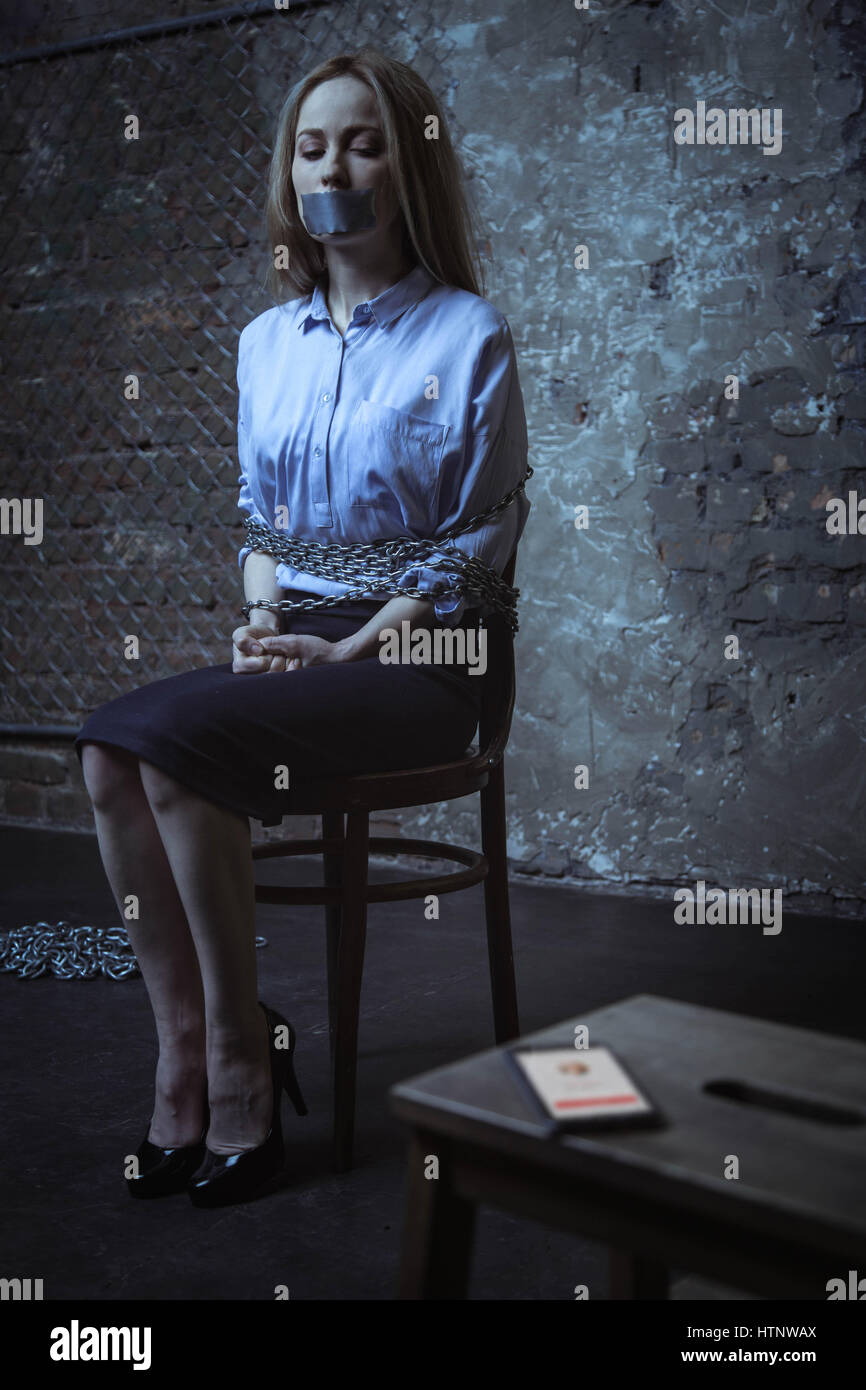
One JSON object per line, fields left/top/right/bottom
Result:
{"left": 138, "top": 759, "right": 191, "bottom": 815}
{"left": 80, "top": 742, "right": 142, "bottom": 812}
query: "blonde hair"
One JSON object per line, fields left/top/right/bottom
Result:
{"left": 262, "top": 47, "right": 486, "bottom": 304}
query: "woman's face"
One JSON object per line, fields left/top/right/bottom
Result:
{"left": 292, "top": 75, "right": 402, "bottom": 247}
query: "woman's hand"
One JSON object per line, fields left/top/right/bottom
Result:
{"left": 232, "top": 624, "right": 284, "bottom": 674}
{"left": 232, "top": 625, "right": 343, "bottom": 673}
{"left": 253, "top": 633, "right": 342, "bottom": 672}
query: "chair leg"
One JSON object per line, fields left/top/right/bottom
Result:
{"left": 480, "top": 759, "right": 520, "bottom": 1042}
{"left": 322, "top": 810, "right": 344, "bottom": 1067}
{"left": 332, "top": 808, "right": 370, "bottom": 1172}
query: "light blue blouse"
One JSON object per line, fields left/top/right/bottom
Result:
{"left": 236, "top": 262, "right": 530, "bottom": 626}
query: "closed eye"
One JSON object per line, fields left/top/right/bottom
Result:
{"left": 300, "top": 149, "right": 380, "bottom": 160}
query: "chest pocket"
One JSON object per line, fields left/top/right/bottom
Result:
{"left": 347, "top": 399, "right": 450, "bottom": 530}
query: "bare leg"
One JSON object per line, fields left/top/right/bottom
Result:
{"left": 80, "top": 743, "right": 207, "bottom": 1148}
{"left": 135, "top": 758, "right": 273, "bottom": 1156}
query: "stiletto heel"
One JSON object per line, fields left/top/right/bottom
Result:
{"left": 187, "top": 1000, "right": 307, "bottom": 1208}
{"left": 283, "top": 1047, "right": 308, "bottom": 1117}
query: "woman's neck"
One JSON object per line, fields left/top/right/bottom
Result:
{"left": 322, "top": 252, "right": 416, "bottom": 330}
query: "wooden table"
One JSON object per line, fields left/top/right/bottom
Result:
{"left": 389, "top": 995, "right": 866, "bottom": 1299}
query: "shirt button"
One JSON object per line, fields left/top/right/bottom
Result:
{"left": 322, "top": 393, "right": 330, "bottom": 403}
{"left": 361, "top": 305, "right": 370, "bottom": 314}
{"left": 314, "top": 447, "right": 322, "bottom": 457}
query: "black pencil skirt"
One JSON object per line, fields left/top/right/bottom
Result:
{"left": 74, "top": 594, "right": 484, "bottom": 826}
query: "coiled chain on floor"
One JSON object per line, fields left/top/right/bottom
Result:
{"left": 0, "top": 922, "right": 139, "bottom": 980}
{"left": 241, "top": 464, "right": 533, "bottom": 634}
{"left": 0, "top": 922, "right": 267, "bottom": 981}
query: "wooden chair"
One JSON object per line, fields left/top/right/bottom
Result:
{"left": 250, "top": 552, "right": 522, "bottom": 1172}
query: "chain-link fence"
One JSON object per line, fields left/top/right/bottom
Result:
{"left": 0, "top": 1, "right": 457, "bottom": 730}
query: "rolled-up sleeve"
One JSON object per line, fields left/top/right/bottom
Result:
{"left": 394, "top": 319, "right": 530, "bottom": 626}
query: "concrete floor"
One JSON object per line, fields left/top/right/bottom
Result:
{"left": 1, "top": 825, "right": 862, "bottom": 1301}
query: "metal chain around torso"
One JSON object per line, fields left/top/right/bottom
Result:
{"left": 241, "top": 463, "right": 533, "bottom": 633}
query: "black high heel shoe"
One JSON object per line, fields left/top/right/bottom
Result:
{"left": 126, "top": 1113, "right": 209, "bottom": 1199}
{"left": 187, "top": 1001, "right": 307, "bottom": 1208}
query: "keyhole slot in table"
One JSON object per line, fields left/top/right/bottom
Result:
{"left": 703, "top": 1078, "right": 864, "bottom": 1127}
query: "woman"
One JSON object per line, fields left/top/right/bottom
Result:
{"left": 75, "top": 47, "right": 530, "bottom": 1208}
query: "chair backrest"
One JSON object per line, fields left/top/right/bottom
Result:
{"left": 477, "top": 549, "right": 517, "bottom": 764}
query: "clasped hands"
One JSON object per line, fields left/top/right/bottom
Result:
{"left": 231, "top": 623, "right": 343, "bottom": 674}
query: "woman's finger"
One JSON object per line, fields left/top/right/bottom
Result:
{"left": 257, "top": 636, "right": 299, "bottom": 659}
{"left": 232, "top": 647, "right": 270, "bottom": 673}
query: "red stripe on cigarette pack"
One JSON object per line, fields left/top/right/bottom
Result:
{"left": 554, "top": 1093, "right": 639, "bottom": 1110}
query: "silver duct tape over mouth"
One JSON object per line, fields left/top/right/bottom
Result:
{"left": 300, "top": 188, "right": 377, "bottom": 235}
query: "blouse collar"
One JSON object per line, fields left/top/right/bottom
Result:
{"left": 301, "top": 262, "right": 438, "bottom": 332}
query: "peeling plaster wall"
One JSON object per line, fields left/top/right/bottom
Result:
{"left": 444, "top": 0, "right": 866, "bottom": 913}
{"left": 1, "top": 0, "right": 864, "bottom": 915}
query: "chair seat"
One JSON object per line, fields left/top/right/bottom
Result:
{"left": 257, "top": 742, "right": 492, "bottom": 820}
